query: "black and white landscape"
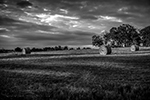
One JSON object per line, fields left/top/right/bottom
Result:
{"left": 0, "top": 0, "right": 150, "bottom": 100}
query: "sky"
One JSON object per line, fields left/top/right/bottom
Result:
{"left": 0, "top": 0, "right": 150, "bottom": 49}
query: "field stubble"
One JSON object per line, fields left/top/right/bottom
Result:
{"left": 0, "top": 47, "right": 150, "bottom": 100}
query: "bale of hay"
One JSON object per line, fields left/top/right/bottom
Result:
{"left": 22, "top": 47, "right": 31, "bottom": 54}
{"left": 99, "top": 45, "right": 112, "bottom": 55}
{"left": 122, "top": 43, "right": 125, "bottom": 47}
{"left": 140, "top": 43, "right": 143, "bottom": 47}
{"left": 130, "top": 45, "right": 139, "bottom": 51}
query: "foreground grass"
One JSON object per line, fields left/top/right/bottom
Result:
{"left": 0, "top": 47, "right": 150, "bottom": 100}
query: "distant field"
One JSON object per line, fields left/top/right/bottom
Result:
{"left": 1, "top": 47, "right": 150, "bottom": 58}
{"left": 0, "top": 47, "right": 150, "bottom": 100}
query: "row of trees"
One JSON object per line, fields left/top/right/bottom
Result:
{"left": 92, "top": 24, "right": 150, "bottom": 47}
{"left": 13, "top": 46, "right": 91, "bottom": 52}
{"left": 0, "top": 49, "right": 14, "bottom": 53}
{"left": 0, "top": 46, "right": 91, "bottom": 53}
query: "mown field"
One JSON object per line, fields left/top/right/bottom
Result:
{"left": 0, "top": 47, "right": 150, "bottom": 100}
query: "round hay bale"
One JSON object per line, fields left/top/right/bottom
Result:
{"left": 22, "top": 47, "right": 31, "bottom": 54}
{"left": 140, "top": 43, "right": 143, "bottom": 47}
{"left": 130, "top": 45, "right": 139, "bottom": 51}
{"left": 122, "top": 43, "right": 125, "bottom": 47}
{"left": 99, "top": 45, "right": 112, "bottom": 55}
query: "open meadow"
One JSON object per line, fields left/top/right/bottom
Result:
{"left": 0, "top": 47, "right": 150, "bottom": 100}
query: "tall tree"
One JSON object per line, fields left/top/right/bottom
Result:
{"left": 92, "top": 35, "right": 104, "bottom": 47}
{"left": 109, "top": 27, "right": 121, "bottom": 46}
{"left": 140, "top": 26, "right": 150, "bottom": 46}
{"left": 15, "top": 47, "right": 22, "bottom": 52}
{"left": 109, "top": 24, "right": 140, "bottom": 47}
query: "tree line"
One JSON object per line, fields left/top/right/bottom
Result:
{"left": 92, "top": 24, "right": 150, "bottom": 47}
{"left": 0, "top": 46, "right": 91, "bottom": 53}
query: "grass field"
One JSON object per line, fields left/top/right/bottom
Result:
{"left": 0, "top": 47, "right": 150, "bottom": 100}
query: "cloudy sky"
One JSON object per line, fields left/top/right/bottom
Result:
{"left": 0, "top": 0, "right": 150, "bottom": 49}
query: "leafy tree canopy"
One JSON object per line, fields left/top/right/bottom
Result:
{"left": 140, "top": 26, "right": 150, "bottom": 46}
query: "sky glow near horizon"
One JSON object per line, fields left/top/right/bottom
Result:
{"left": 0, "top": 0, "right": 150, "bottom": 49}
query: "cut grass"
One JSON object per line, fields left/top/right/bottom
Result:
{"left": 0, "top": 47, "right": 150, "bottom": 99}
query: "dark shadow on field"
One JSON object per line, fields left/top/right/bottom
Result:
{"left": 0, "top": 64, "right": 150, "bottom": 100}
{"left": 0, "top": 54, "right": 69, "bottom": 59}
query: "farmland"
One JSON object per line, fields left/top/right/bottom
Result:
{"left": 0, "top": 47, "right": 150, "bottom": 100}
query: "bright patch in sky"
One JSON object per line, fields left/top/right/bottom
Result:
{"left": 0, "top": 28, "right": 10, "bottom": 31}
{"left": 36, "top": 30, "right": 60, "bottom": 34}
{"left": 0, "top": 35, "right": 12, "bottom": 38}
{"left": 98, "top": 16, "right": 122, "bottom": 22}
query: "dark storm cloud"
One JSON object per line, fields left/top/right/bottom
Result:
{"left": 3, "top": 0, "right": 150, "bottom": 8}
{"left": 0, "top": 30, "right": 92, "bottom": 48}
{"left": 62, "top": 0, "right": 150, "bottom": 5}
{"left": 0, "top": 16, "right": 20, "bottom": 25}
{"left": 34, "top": 0, "right": 150, "bottom": 7}
{"left": 31, "top": 0, "right": 150, "bottom": 22}
{"left": 16, "top": 30, "right": 94, "bottom": 42}
{"left": 79, "top": 15, "right": 98, "bottom": 20}
{"left": 1, "top": 0, "right": 150, "bottom": 49}
{"left": 126, "top": 0, "right": 150, "bottom": 6}
{"left": 16, "top": 1, "right": 33, "bottom": 8}
{"left": 0, "top": 0, "right": 5, "bottom": 4}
